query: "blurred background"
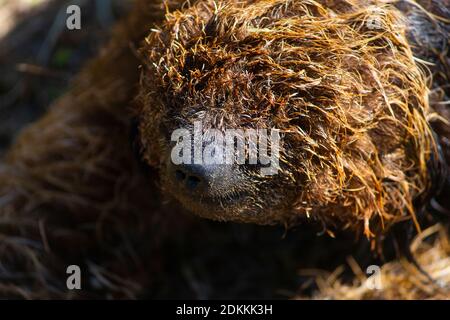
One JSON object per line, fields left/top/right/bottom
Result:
{"left": 0, "top": 0, "right": 131, "bottom": 156}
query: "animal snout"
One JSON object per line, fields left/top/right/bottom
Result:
{"left": 174, "top": 164, "right": 208, "bottom": 191}
{"left": 168, "top": 162, "right": 244, "bottom": 199}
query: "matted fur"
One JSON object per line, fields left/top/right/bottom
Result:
{"left": 138, "top": 0, "right": 435, "bottom": 237}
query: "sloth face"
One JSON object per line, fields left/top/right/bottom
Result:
{"left": 136, "top": 0, "right": 433, "bottom": 234}
{"left": 139, "top": 64, "right": 300, "bottom": 224}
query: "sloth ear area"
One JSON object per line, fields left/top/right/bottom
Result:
{"left": 427, "top": 156, "right": 450, "bottom": 219}
{"left": 415, "top": 130, "right": 450, "bottom": 219}
{"left": 129, "top": 118, "right": 146, "bottom": 166}
{"left": 129, "top": 117, "right": 158, "bottom": 173}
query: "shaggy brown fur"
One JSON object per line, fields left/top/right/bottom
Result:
{"left": 139, "top": 0, "right": 436, "bottom": 237}
{"left": 0, "top": 0, "right": 449, "bottom": 299}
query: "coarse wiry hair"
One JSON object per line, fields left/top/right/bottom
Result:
{"left": 136, "top": 0, "right": 436, "bottom": 239}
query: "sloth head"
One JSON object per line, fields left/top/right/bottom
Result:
{"left": 135, "top": 0, "right": 435, "bottom": 237}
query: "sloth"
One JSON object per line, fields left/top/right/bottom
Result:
{"left": 0, "top": 0, "right": 448, "bottom": 299}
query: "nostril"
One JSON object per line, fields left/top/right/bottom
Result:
{"left": 186, "top": 175, "right": 201, "bottom": 189}
{"left": 175, "top": 169, "right": 186, "bottom": 182}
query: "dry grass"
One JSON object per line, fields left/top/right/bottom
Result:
{"left": 302, "top": 224, "right": 450, "bottom": 299}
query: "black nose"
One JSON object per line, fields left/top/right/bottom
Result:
{"left": 174, "top": 164, "right": 205, "bottom": 190}
{"left": 169, "top": 163, "right": 241, "bottom": 194}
